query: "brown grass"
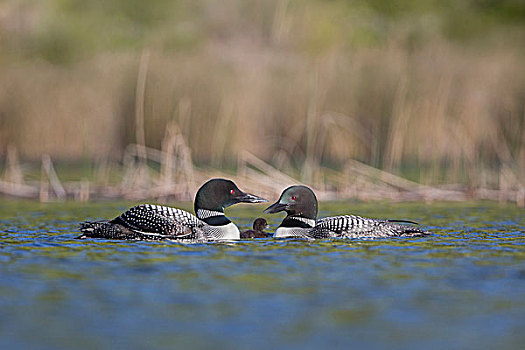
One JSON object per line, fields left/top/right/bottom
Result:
{"left": 0, "top": 1, "right": 524, "bottom": 201}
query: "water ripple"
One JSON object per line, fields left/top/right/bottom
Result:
{"left": 0, "top": 200, "right": 524, "bottom": 349}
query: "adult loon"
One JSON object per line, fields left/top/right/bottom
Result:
{"left": 78, "top": 178, "right": 267, "bottom": 241}
{"left": 240, "top": 218, "right": 269, "bottom": 238}
{"left": 265, "top": 185, "right": 429, "bottom": 239}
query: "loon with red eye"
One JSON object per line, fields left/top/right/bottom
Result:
{"left": 264, "top": 185, "right": 430, "bottom": 239}
{"left": 78, "top": 178, "right": 267, "bottom": 241}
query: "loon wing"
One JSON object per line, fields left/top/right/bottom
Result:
{"left": 313, "top": 215, "right": 426, "bottom": 238}
{"left": 314, "top": 215, "right": 378, "bottom": 237}
{"left": 112, "top": 204, "right": 203, "bottom": 238}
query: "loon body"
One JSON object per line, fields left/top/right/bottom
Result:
{"left": 265, "top": 185, "right": 429, "bottom": 239}
{"left": 240, "top": 218, "right": 269, "bottom": 238}
{"left": 78, "top": 179, "right": 267, "bottom": 241}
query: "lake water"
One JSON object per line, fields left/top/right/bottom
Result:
{"left": 0, "top": 199, "right": 524, "bottom": 349}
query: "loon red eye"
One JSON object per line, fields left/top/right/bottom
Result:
{"left": 291, "top": 196, "right": 296, "bottom": 201}
{"left": 230, "top": 189, "right": 235, "bottom": 195}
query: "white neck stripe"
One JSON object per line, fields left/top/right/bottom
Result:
{"left": 291, "top": 216, "right": 316, "bottom": 227}
{"left": 197, "top": 209, "right": 225, "bottom": 220}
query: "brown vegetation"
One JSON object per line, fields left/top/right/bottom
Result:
{"left": 0, "top": 0, "right": 523, "bottom": 204}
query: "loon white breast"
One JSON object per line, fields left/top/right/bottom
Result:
{"left": 78, "top": 178, "right": 267, "bottom": 241}
{"left": 265, "top": 185, "right": 429, "bottom": 239}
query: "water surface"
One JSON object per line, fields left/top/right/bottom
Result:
{"left": 1, "top": 200, "right": 524, "bottom": 349}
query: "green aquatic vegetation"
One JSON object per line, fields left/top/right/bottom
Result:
{"left": 0, "top": 199, "right": 524, "bottom": 348}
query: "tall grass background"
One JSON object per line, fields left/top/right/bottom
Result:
{"left": 0, "top": 0, "right": 524, "bottom": 200}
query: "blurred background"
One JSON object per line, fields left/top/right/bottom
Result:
{"left": 0, "top": 0, "right": 524, "bottom": 203}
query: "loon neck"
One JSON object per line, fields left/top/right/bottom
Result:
{"left": 280, "top": 215, "right": 316, "bottom": 228}
{"left": 196, "top": 208, "right": 231, "bottom": 226}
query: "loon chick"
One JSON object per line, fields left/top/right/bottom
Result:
{"left": 265, "top": 185, "right": 429, "bottom": 239}
{"left": 240, "top": 218, "right": 269, "bottom": 238}
{"left": 78, "top": 178, "right": 267, "bottom": 241}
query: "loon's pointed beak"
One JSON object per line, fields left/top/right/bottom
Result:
{"left": 236, "top": 192, "right": 268, "bottom": 204}
{"left": 264, "top": 201, "right": 287, "bottom": 214}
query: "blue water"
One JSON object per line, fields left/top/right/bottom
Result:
{"left": 0, "top": 200, "right": 524, "bottom": 349}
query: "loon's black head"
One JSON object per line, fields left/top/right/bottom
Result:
{"left": 264, "top": 185, "right": 318, "bottom": 220}
{"left": 194, "top": 178, "right": 267, "bottom": 213}
{"left": 252, "top": 218, "right": 268, "bottom": 231}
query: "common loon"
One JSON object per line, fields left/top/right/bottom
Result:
{"left": 240, "top": 218, "right": 269, "bottom": 238}
{"left": 78, "top": 178, "right": 267, "bottom": 241}
{"left": 265, "top": 185, "right": 429, "bottom": 239}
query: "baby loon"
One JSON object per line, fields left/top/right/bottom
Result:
{"left": 265, "top": 185, "right": 429, "bottom": 239}
{"left": 78, "top": 178, "right": 267, "bottom": 241}
{"left": 240, "top": 218, "right": 269, "bottom": 238}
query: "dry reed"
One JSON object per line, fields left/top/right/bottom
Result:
{"left": 0, "top": 0, "right": 523, "bottom": 203}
